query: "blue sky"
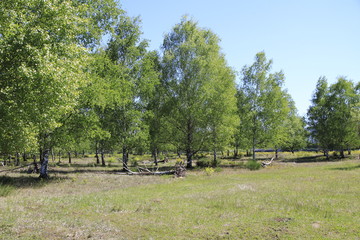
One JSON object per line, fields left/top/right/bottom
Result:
{"left": 120, "top": 0, "right": 360, "bottom": 116}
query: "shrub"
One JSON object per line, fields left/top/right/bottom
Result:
{"left": 245, "top": 160, "right": 261, "bottom": 171}
{"left": 196, "top": 158, "right": 212, "bottom": 167}
{"left": 196, "top": 158, "right": 221, "bottom": 167}
{"left": 212, "top": 158, "right": 221, "bottom": 167}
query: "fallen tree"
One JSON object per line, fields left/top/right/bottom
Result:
{"left": 121, "top": 162, "right": 185, "bottom": 177}
{"left": 261, "top": 157, "right": 274, "bottom": 167}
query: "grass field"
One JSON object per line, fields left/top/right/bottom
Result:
{"left": 0, "top": 154, "right": 360, "bottom": 239}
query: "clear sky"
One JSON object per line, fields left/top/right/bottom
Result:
{"left": 120, "top": 0, "right": 360, "bottom": 116}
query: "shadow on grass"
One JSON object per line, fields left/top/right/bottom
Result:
{"left": 330, "top": 165, "right": 360, "bottom": 171}
{"left": 282, "top": 155, "right": 345, "bottom": 163}
{"left": 0, "top": 175, "right": 69, "bottom": 189}
{"left": 47, "top": 165, "right": 177, "bottom": 175}
{"left": 54, "top": 163, "right": 121, "bottom": 169}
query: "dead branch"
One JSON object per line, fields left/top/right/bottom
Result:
{"left": 261, "top": 157, "right": 274, "bottom": 167}
{"left": 174, "top": 162, "right": 186, "bottom": 178}
{"left": 116, "top": 170, "right": 175, "bottom": 176}
{"left": 123, "top": 162, "right": 176, "bottom": 176}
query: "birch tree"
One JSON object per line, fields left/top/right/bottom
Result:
{"left": 161, "top": 17, "right": 237, "bottom": 167}
{"left": 237, "top": 52, "right": 290, "bottom": 160}
{"left": 307, "top": 77, "right": 360, "bottom": 158}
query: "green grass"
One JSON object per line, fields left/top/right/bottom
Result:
{"left": 0, "top": 158, "right": 359, "bottom": 239}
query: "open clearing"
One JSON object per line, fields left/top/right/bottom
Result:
{"left": 1, "top": 157, "right": 360, "bottom": 239}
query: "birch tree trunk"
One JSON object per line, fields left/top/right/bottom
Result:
{"left": 122, "top": 147, "right": 128, "bottom": 171}
{"left": 68, "top": 151, "right": 71, "bottom": 164}
{"left": 39, "top": 150, "right": 49, "bottom": 178}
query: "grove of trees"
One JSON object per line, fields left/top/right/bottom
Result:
{"left": 1, "top": 0, "right": 359, "bottom": 176}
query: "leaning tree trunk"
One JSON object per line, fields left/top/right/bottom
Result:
{"left": 39, "top": 149, "right": 49, "bottom": 178}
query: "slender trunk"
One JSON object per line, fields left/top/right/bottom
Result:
{"left": 186, "top": 120, "right": 193, "bottom": 168}
{"left": 68, "top": 151, "right": 71, "bottom": 164}
{"left": 252, "top": 114, "right": 256, "bottom": 160}
{"left": 15, "top": 152, "right": 20, "bottom": 166}
{"left": 234, "top": 143, "right": 239, "bottom": 159}
{"left": 275, "top": 148, "right": 278, "bottom": 160}
{"left": 58, "top": 151, "right": 61, "bottom": 163}
{"left": 101, "top": 151, "right": 105, "bottom": 166}
{"left": 252, "top": 130, "right": 256, "bottom": 160}
{"left": 122, "top": 147, "right": 128, "bottom": 171}
{"left": 82, "top": 150, "right": 85, "bottom": 158}
{"left": 340, "top": 150, "right": 345, "bottom": 158}
{"left": 39, "top": 150, "right": 49, "bottom": 178}
{"left": 51, "top": 149, "right": 55, "bottom": 162}
{"left": 347, "top": 148, "right": 351, "bottom": 155}
{"left": 95, "top": 144, "right": 100, "bottom": 164}
{"left": 227, "top": 150, "right": 230, "bottom": 157}
{"left": 186, "top": 149, "right": 192, "bottom": 168}
{"left": 177, "top": 149, "right": 181, "bottom": 158}
{"left": 252, "top": 141, "right": 256, "bottom": 160}
{"left": 39, "top": 148, "right": 44, "bottom": 164}
{"left": 213, "top": 149, "right": 217, "bottom": 166}
{"left": 23, "top": 152, "right": 27, "bottom": 162}
{"left": 152, "top": 148, "right": 158, "bottom": 166}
